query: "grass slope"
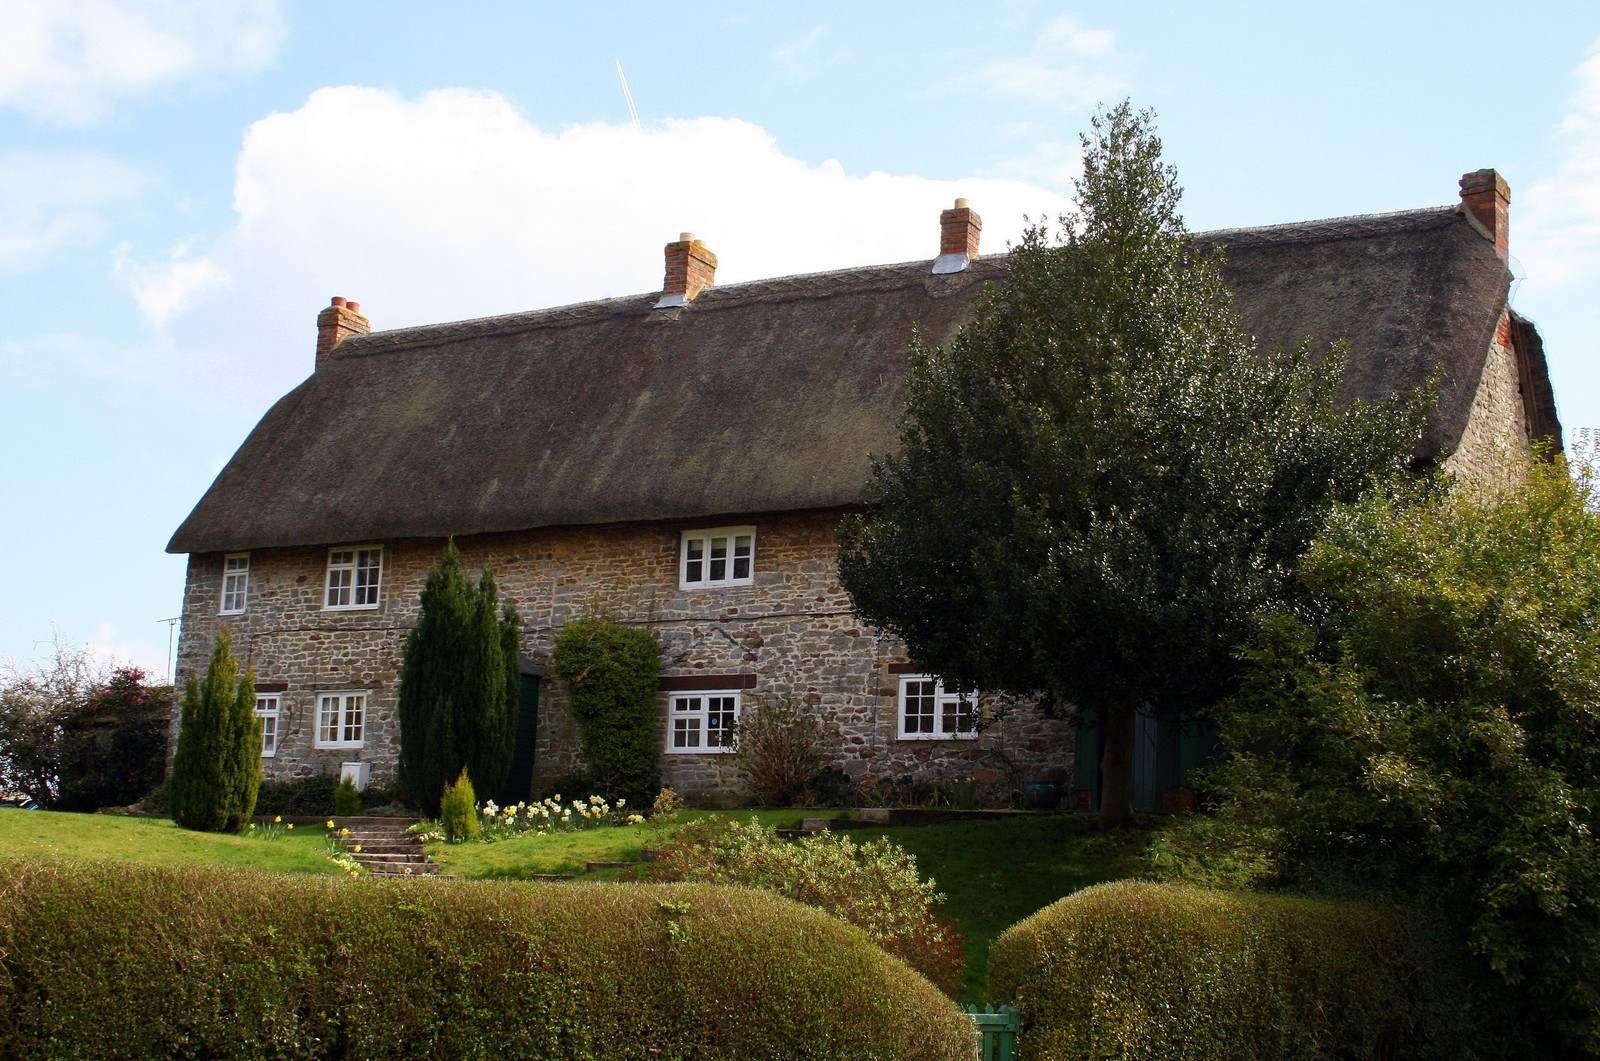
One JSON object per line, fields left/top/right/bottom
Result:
{"left": 0, "top": 808, "right": 342, "bottom": 875}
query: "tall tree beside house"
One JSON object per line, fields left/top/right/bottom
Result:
{"left": 397, "top": 542, "right": 518, "bottom": 817}
{"left": 838, "top": 102, "right": 1426, "bottom": 828}
{"left": 168, "top": 628, "right": 260, "bottom": 833}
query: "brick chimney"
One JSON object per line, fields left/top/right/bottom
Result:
{"left": 316, "top": 296, "right": 370, "bottom": 368}
{"left": 655, "top": 232, "right": 718, "bottom": 308}
{"left": 933, "top": 198, "right": 981, "bottom": 274}
{"left": 1459, "top": 169, "right": 1510, "bottom": 259}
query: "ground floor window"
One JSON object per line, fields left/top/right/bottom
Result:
{"left": 669, "top": 691, "right": 740, "bottom": 752}
{"left": 255, "top": 693, "right": 280, "bottom": 756}
{"left": 315, "top": 691, "right": 366, "bottom": 749}
{"left": 897, "top": 676, "right": 977, "bottom": 739}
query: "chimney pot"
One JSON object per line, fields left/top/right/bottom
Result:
{"left": 315, "top": 296, "right": 371, "bottom": 369}
{"left": 933, "top": 199, "right": 982, "bottom": 274}
{"left": 655, "top": 232, "right": 718, "bottom": 309}
{"left": 1459, "top": 169, "right": 1510, "bottom": 259}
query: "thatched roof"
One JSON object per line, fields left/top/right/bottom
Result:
{"left": 169, "top": 204, "right": 1556, "bottom": 555}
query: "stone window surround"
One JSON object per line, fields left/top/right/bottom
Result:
{"left": 679, "top": 526, "right": 755, "bottom": 589}
{"left": 324, "top": 545, "right": 383, "bottom": 610}
{"left": 315, "top": 691, "right": 367, "bottom": 749}
{"left": 220, "top": 553, "right": 249, "bottom": 615}
{"left": 897, "top": 675, "right": 978, "bottom": 740}
{"left": 668, "top": 690, "right": 740, "bottom": 754}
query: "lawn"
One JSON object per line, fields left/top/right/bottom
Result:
{"left": 0, "top": 807, "right": 344, "bottom": 875}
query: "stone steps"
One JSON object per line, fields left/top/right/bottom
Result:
{"left": 329, "top": 818, "right": 441, "bottom": 877}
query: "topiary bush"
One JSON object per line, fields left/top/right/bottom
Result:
{"left": 439, "top": 767, "right": 479, "bottom": 842}
{"left": 0, "top": 859, "right": 975, "bottom": 1061}
{"left": 648, "top": 817, "right": 966, "bottom": 994}
{"left": 550, "top": 615, "right": 661, "bottom": 803}
{"left": 989, "top": 880, "right": 1505, "bottom": 1061}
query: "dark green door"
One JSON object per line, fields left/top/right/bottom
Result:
{"left": 499, "top": 674, "right": 540, "bottom": 805}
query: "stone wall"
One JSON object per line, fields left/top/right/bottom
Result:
{"left": 1444, "top": 310, "right": 1534, "bottom": 482}
{"left": 173, "top": 510, "right": 1073, "bottom": 804}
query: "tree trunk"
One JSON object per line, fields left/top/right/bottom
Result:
{"left": 1098, "top": 700, "right": 1137, "bottom": 829}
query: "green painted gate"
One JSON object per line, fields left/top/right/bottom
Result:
{"left": 967, "top": 1005, "right": 1019, "bottom": 1061}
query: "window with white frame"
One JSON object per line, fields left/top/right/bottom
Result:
{"left": 679, "top": 527, "right": 755, "bottom": 589}
{"left": 897, "top": 676, "right": 978, "bottom": 739}
{"left": 255, "top": 693, "right": 280, "bottom": 757}
{"left": 324, "top": 546, "right": 382, "bottom": 610}
{"left": 315, "top": 692, "right": 366, "bottom": 748}
{"left": 220, "top": 553, "right": 249, "bottom": 614}
{"left": 668, "top": 691, "right": 740, "bottom": 753}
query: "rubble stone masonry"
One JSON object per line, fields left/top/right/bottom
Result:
{"left": 174, "top": 510, "right": 1073, "bottom": 804}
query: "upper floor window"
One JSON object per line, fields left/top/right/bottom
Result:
{"left": 668, "top": 691, "right": 740, "bottom": 753}
{"left": 897, "top": 676, "right": 978, "bottom": 740}
{"left": 325, "top": 546, "right": 382, "bottom": 610}
{"left": 255, "top": 693, "right": 280, "bottom": 757}
{"left": 679, "top": 527, "right": 755, "bottom": 589}
{"left": 315, "top": 692, "right": 366, "bottom": 749}
{"left": 220, "top": 553, "right": 249, "bottom": 615}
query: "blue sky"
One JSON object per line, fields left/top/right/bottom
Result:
{"left": 3, "top": 1, "right": 1597, "bottom": 680}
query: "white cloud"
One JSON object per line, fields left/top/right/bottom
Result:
{"left": 1518, "top": 37, "right": 1600, "bottom": 291}
{"left": 941, "top": 15, "right": 1126, "bottom": 114}
{"left": 147, "top": 85, "right": 1074, "bottom": 397}
{"left": 0, "top": 0, "right": 283, "bottom": 124}
{"left": 0, "top": 151, "right": 147, "bottom": 272}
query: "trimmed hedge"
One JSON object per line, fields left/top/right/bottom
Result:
{"left": 989, "top": 881, "right": 1501, "bottom": 1061}
{"left": 0, "top": 859, "right": 974, "bottom": 1060}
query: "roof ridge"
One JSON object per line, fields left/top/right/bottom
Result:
{"left": 336, "top": 205, "right": 1461, "bottom": 359}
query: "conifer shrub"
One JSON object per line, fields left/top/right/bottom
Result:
{"left": 988, "top": 881, "right": 1501, "bottom": 1061}
{"left": 333, "top": 776, "right": 362, "bottom": 816}
{"left": 0, "top": 860, "right": 975, "bottom": 1061}
{"left": 167, "top": 628, "right": 260, "bottom": 833}
{"left": 550, "top": 616, "right": 661, "bottom": 803}
{"left": 398, "top": 542, "right": 519, "bottom": 818}
{"left": 439, "top": 767, "right": 479, "bottom": 842}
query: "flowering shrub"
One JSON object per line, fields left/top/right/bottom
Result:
{"left": 471, "top": 793, "right": 645, "bottom": 843}
{"left": 648, "top": 818, "right": 966, "bottom": 994}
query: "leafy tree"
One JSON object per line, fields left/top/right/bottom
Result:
{"left": 1210, "top": 450, "right": 1600, "bottom": 1057}
{"left": 168, "top": 627, "right": 260, "bottom": 832}
{"left": 55, "top": 666, "right": 172, "bottom": 812}
{"left": 397, "top": 542, "right": 518, "bottom": 817}
{"left": 838, "top": 103, "right": 1424, "bottom": 827}
{"left": 550, "top": 615, "right": 661, "bottom": 803}
{"left": 0, "top": 639, "right": 106, "bottom": 805}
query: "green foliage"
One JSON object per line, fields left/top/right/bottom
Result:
{"left": 1209, "top": 451, "right": 1600, "bottom": 1056}
{"left": 253, "top": 774, "right": 337, "bottom": 817}
{"left": 54, "top": 666, "right": 172, "bottom": 812}
{"left": 439, "top": 766, "right": 479, "bottom": 843}
{"left": 332, "top": 776, "right": 362, "bottom": 816}
{"left": 649, "top": 817, "right": 966, "bottom": 994}
{"left": 0, "top": 860, "right": 975, "bottom": 1061}
{"left": 837, "top": 103, "right": 1424, "bottom": 825}
{"left": 397, "top": 542, "right": 519, "bottom": 817}
{"left": 550, "top": 615, "right": 661, "bottom": 803}
{"left": 167, "top": 628, "right": 260, "bottom": 833}
{"left": 989, "top": 881, "right": 1500, "bottom": 1061}
{"left": 730, "top": 698, "right": 832, "bottom": 806}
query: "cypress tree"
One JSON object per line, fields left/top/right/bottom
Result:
{"left": 397, "top": 542, "right": 517, "bottom": 816}
{"left": 168, "top": 628, "right": 260, "bottom": 833}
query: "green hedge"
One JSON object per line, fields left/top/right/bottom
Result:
{"left": 989, "top": 881, "right": 1500, "bottom": 1061}
{"left": 0, "top": 859, "right": 974, "bottom": 1061}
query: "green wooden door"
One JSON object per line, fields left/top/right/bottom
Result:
{"left": 498, "top": 674, "right": 540, "bottom": 805}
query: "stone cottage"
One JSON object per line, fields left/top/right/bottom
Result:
{"left": 167, "top": 169, "right": 1561, "bottom": 808}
